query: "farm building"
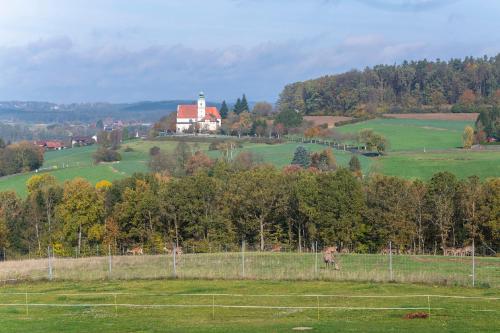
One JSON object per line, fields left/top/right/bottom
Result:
{"left": 34, "top": 140, "right": 66, "bottom": 150}
{"left": 176, "top": 92, "right": 221, "bottom": 132}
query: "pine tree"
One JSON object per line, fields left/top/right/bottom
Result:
{"left": 233, "top": 98, "right": 242, "bottom": 114}
{"left": 349, "top": 155, "right": 361, "bottom": 172}
{"left": 220, "top": 100, "right": 229, "bottom": 119}
{"left": 240, "top": 94, "right": 249, "bottom": 113}
{"left": 291, "top": 146, "right": 310, "bottom": 168}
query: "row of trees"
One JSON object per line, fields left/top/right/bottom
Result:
{"left": 0, "top": 155, "right": 497, "bottom": 257}
{"left": 278, "top": 54, "right": 500, "bottom": 116}
{"left": 0, "top": 140, "right": 44, "bottom": 176}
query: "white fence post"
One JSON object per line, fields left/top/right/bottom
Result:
{"left": 47, "top": 246, "right": 53, "bottom": 281}
{"left": 241, "top": 240, "right": 245, "bottom": 278}
{"left": 472, "top": 239, "right": 475, "bottom": 287}
{"left": 108, "top": 244, "right": 112, "bottom": 279}
{"left": 314, "top": 241, "right": 318, "bottom": 277}
{"left": 389, "top": 241, "right": 393, "bottom": 281}
{"left": 173, "top": 243, "right": 177, "bottom": 278}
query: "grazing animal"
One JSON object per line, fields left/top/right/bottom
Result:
{"left": 380, "top": 247, "right": 395, "bottom": 255}
{"left": 340, "top": 248, "right": 350, "bottom": 254}
{"left": 441, "top": 246, "right": 456, "bottom": 256}
{"left": 323, "top": 251, "right": 339, "bottom": 270}
{"left": 462, "top": 245, "right": 473, "bottom": 256}
{"left": 271, "top": 244, "right": 282, "bottom": 252}
{"left": 127, "top": 246, "right": 143, "bottom": 256}
{"left": 163, "top": 246, "right": 183, "bottom": 256}
{"left": 323, "top": 246, "right": 338, "bottom": 254}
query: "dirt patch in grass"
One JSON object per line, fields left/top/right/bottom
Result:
{"left": 383, "top": 113, "right": 478, "bottom": 121}
{"left": 404, "top": 312, "right": 429, "bottom": 320}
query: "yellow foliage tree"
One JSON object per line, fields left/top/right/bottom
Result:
{"left": 462, "top": 126, "right": 474, "bottom": 149}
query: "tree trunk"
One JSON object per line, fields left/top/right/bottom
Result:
{"left": 35, "top": 223, "right": 41, "bottom": 255}
{"left": 298, "top": 225, "right": 302, "bottom": 253}
{"left": 78, "top": 223, "right": 82, "bottom": 256}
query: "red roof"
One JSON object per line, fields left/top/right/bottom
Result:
{"left": 177, "top": 105, "right": 221, "bottom": 120}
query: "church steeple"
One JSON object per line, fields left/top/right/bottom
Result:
{"left": 197, "top": 92, "right": 206, "bottom": 119}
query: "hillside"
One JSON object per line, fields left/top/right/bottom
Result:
{"left": 0, "top": 100, "right": 221, "bottom": 123}
{"left": 278, "top": 54, "right": 500, "bottom": 116}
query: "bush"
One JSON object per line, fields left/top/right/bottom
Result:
{"left": 93, "top": 147, "right": 122, "bottom": 163}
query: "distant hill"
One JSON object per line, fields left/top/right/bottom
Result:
{"left": 0, "top": 100, "right": 221, "bottom": 123}
{"left": 278, "top": 54, "right": 500, "bottom": 116}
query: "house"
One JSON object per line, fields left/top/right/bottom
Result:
{"left": 34, "top": 140, "right": 66, "bottom": 150}
{"left": 71, "top": 136, "right": 95, "bottom": 147}
{"left": 176, "top": 92, "right": 221, "bottom": 132}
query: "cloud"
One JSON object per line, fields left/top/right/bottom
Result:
{"left": 0, "top": 34, "right": 494, "bottom": 103}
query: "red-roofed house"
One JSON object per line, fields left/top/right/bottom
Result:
{"left": 176, "top": 92, "right": 221, "bottom": 132}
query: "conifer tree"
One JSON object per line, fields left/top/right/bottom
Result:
{"left": 233, "top": 98, "right": 242, "bottom": 114}
{"left": 240, "top": 94, "right": 249, "bottom": 113}
{"left": 349, "top": 155, "right": 361, "bottom": 172}
{"left": 291, "top": 146, "right": 310, "bottom": 168}
{"left": 220, "top": 100, "right": 229, "bottom": 119}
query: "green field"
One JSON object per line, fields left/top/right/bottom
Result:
{"left": 0, "top": 140, "right": 371, "bottom": 196}
{"left": 0, "top": 279, "right": 498, "bottom": 333}
{"left": 336, "top": 118, "right": 500, "bottom": 180}
{"left": 336, "top": 118, "right": 474, "bottom": 152}
{"left": 1, "top": 116, "right": 500, "bottom": 196}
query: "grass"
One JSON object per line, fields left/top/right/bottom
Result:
{"left": 336, "top": 118, "right": 475, "bottom": 151}
{"left": 0, "top": 279, "right": 498, "bottom": 332}
{"left": 1, "top": 252, "right": 498, "bottom": 288}
{"left": 0, "top": 140, "right": 371, "bottom": 196}
{"left": 1, "top": 116, "right": 499, "bottom": 196}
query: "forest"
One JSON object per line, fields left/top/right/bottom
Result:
{"left": 0, "top": 144, "right": 497, "bottom": 258}
{"left": 278, "top": 54, "right": 500, "bottom": 116}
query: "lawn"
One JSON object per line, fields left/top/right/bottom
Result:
{"left": 0, "top": 279, "right": 498, "bottom": 333}
{"left": 336, "top": 118, "right": 474, "bottom": 151}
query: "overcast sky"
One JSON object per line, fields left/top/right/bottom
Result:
{"left": 0, "top": 0, "right": 499, "bottom": 103}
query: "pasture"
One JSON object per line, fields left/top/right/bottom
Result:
{"left": 1, "top": 252, "right": 498, "bottom": 288}
{"left": 0, "top": 279, "right": 498, "bottom": 333}
{"left": 0, "top": 140, "right": 371, "bottom": 196}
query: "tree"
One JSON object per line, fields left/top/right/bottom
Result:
{"left": 56, "top": 178, "right": 104, "bottom": 255}
{"left": 462, "top": 126, "right": 474, "bottom": 149}
{"left": 310, "top": 149, "right": 336, "bottom": 171}
{"left": 96, "top": 119, "right": 104, "bottom": 131}
{"left": 349, "top": 155, "right": 361, "bottom": 173}
{"left": 459, "top": 89, "right": 476, "bottom": 106}
{"left": 220, "top": 100, "right": 229, "bottom": 119}
{"left": 274, "top": 109, "right": 303, "bottom": 129}
{"left": 185, "top": 151, "right": 214, "bottom": 175}
{"left": 233, "top": 98, "right": 242, "bottom": 114}
{"left": 426, "top": 172, "right": 457, "bottom": 251}
{"left": 240, "top": 94, "right": 250, "bottom": 113}
{"left": 358, "top": 129, "right": 388, "bottom": 153}
{"left": 93, "top": 147, "right": 121, "bottom": 163}
{"left": 252, "top": 101, "right": 273, "bottom": 116}
{"left": 291, "top": 146, "right": 310, "bottom": 168}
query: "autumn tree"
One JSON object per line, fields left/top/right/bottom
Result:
{"left": 56, "top": 178, "right": 104, "bottom": 255}
{"left": 462, "top": 126, "right": 474, "bottom": 149}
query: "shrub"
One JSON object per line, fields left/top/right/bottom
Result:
{"left": 93, "top": 147, "right": 122, "bottom": 163}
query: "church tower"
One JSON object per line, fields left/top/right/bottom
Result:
{"left": 197, "top": 92, "right": 206, "bottom": 119}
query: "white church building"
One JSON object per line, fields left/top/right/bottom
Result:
{"left": 176, "top": 92, "right": 221, "bottom": 132}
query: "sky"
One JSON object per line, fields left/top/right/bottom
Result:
{"left": 0, "top": 0, "right": 499, "bottom": 103}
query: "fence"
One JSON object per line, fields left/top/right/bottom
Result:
{"left": 1, "top": 242, "right": 498, "bottom": 288}
{"left": 0, "top": 291, "right": 498, "bottom": 320}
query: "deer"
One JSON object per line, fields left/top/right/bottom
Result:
{"left": 340, "top": 248, "right": 350, "bottom": 254}
{"left": 323, "top": 251, "right": 339, "bottom": 270}
{"left": 126, "top": 246, "right": 143, "bottom": 256}
{"left": 323, "top": 246, "right": 338, "bottom": 254}
{"left": 461, "top": 245, "right": 473, "bottom": 256}
{"left": 270, "top": 244, "right": 282, "bottom": 252}
{"left": 163, "top": 245, "right": 183, "bottom": 256}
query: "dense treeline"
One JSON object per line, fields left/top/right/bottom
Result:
{"left": 0, "top": 154, "right": 498, "bottom": 257}
{"left": 278, "top": 54, "right": 500, "bottom": 116}
{"left": 0, "top": 140, "right": 44, "bottom": 177}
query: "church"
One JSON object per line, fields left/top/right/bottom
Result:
{"left": 176, "top": 92, "right": 221, "bottom": 132}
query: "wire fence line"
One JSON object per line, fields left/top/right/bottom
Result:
{"left": 1, "top": 244, "right": 499, "bottom": 288}
{"left": 0, "top": 291, "right": 498, "bottom": 320}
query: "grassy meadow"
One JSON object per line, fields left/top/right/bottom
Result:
{"left": 0, "top": 279, "right": 498, "bottom": 333}
{"left": 1, "top": 252, "right": 498, "bottom": 288}
{"left": 1, "top": 116, "right": 499, "bottom": 196}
